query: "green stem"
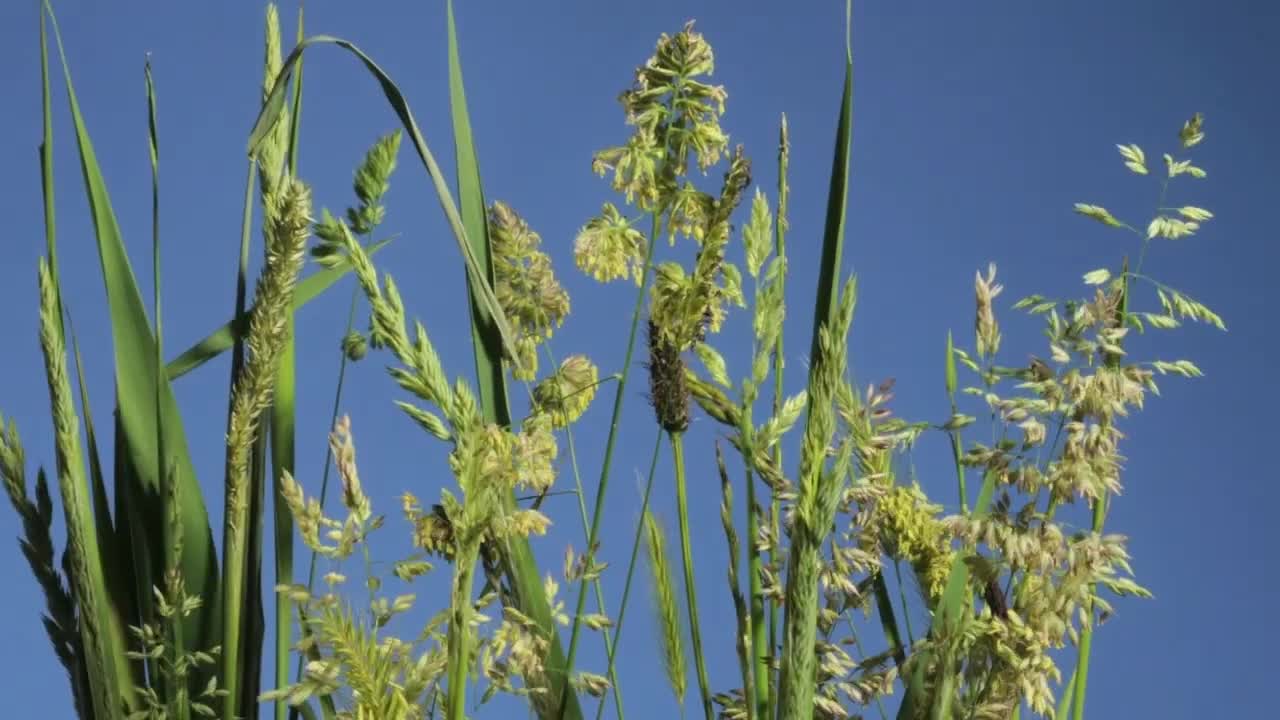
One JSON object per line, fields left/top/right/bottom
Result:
{"left": 670, "top": 432, "right": 713, "bottom": 720}
{"left": 737, "top": 399, "right": 768, "bottom": 717}
{"left": 548, "top": 348, "right": 625, "bottom": 720}
{"left": 446, "top": 548, "right": 479, "bottom": 720}
{"left": 744, "top": 461, "right": 768, "bottom": 719}
{"left": 596, "top": 430, "right": 664, "bottom": 720}
{"left": 893, "top": 560, "right": 916, "bottom": 645}
{"left": 558, "top": 211, "right": 663, "bottom": 717}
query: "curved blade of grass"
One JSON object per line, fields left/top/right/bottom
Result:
{"left": 165, "top": 239, "right": 392, "bottom": 381}
{"left": 45, "top": 0, "right": 221, "bottom": 677}
{"left": 443, "top": 5, "right": 580, "bottom": 717}
{"left": 245, "top": 34, "right": 524, "bottom": 375}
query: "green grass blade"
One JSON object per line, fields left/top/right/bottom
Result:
{"left": 69, "top": 320, "right": 144, "bottom": 702}
{"left": 245, "top": 35, "right": 524, "bottom": 373}
{"left": 807, "top": 1, "right": 854, "bottom": 355}
{"left": 273, "top": 10, "right": 305, "bottom": 719}
{"left": 68, "top": 322, "right": 118, "bottom": 616}
{"left": 779, "top": 3, "right": 858, "bottom": 717}
{"left": 39, "top": 6, "right": 61, "bottom": 336}
{"left": 145, "top": 56, "right": 189, "bottom": 711}
{"left": 443, "top": 6, "right": 582, "bottom": 717}
{"left": 445, "top": 0, "right": 505, "bottom": 426}
{"left": 165, "top": 239, "right": 392, "bottom": 381}
{"left": 45, "top": 0, "right": 221, "bottom": 682}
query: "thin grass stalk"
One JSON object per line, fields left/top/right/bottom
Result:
{"left": 736, "top": 381, "right": 767, "bottom": 716}
{"left": 558, "top": 212, "right": 664, "bottom": 718}
{"left": 538, "top": 342, "right": 626, "bottom": 720}
{"left": 445, "top": 547, "right": 480, "bottom": 720}
{"left": 670, "top": 432, "right": 714, "bottom": 720}
{"left": 944, "top": 331, "right": 968, "bottom": 513}
{"left": 39, "top": 8, "right": 61, "bottom": 334}
{"left": 288, "top": 288, "right": 358, "bottom": 720}
{"left": 595, "top": 429, "right": 664, "bottom": 720}
{"left": 767, "top": 113, "right": 789, "bottom": 694}
{"left": 718, "top": 443, "right": 757, "bottom": 720}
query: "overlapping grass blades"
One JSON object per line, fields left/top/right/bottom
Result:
{"left": 243, "top": 10, "right": 584, "bottom": 718}
{"left": 44, "top": 3, "right": 222, "bottom": 703}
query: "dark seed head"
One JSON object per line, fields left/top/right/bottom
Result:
{"left": 647, "top": 319, "right": 689, "bottom": 434}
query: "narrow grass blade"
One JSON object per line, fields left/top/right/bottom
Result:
{"left": 45, "top": 0, "right": 221, "bottom": 680}
{"left": 39, "top": 6, "right": 61, "bottom": 333}
{"left": 443, "top": 5, "right": 581, "bottom": 717}
{"left": 165, "top": 239, "right": 392, "bottom": 381}
{"left": 779, "top": 3, "right": 858, "bottom": 718}
{"left": 272, "top": 10, "right": 305, "bottom": 719}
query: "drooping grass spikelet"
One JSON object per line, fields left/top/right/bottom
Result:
{"left": 0, "top": 416, "right": 84, "bottom": 705}
{"left": 643, "top": 509, "right": 687, "bottom": 708}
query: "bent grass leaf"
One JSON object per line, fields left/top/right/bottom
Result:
{"left": 245, "top": 33, "right": 526, "bottom": 378}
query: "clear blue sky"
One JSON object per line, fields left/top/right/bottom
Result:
{"left": 0, "top": 1, "right": 1274, "bottom": 717}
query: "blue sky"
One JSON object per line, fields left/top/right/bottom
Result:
{"left": 0, "top": 1, "right": 1275, "bottom": 717}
